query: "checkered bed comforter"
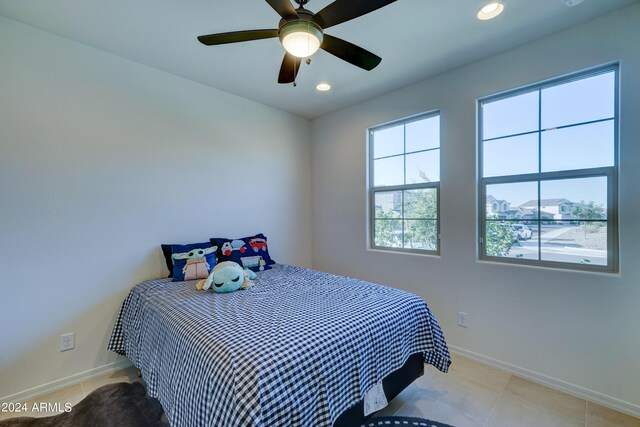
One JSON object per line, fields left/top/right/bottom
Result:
{"left": 108, "top": 264, "right": 451, "bottom": 427}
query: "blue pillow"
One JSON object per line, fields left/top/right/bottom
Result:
{"left": 171, "top": 246, "right": 217, "bottom": 282}
{"left": 161, "top": 242, "right": 213, "bottom": 278}
{"left": 210, "top": 233, "right": 276, "bottom": 272}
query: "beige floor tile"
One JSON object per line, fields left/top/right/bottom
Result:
{"left": 486, "top": 376, "right": 586, "bottom": 427}
{"left": 80, "top": 366, "right": 142, "bottom": 396}
{"left": 373, "top": 383, "right": 417, "bottom": 417}
{"left": 395, "top": 391, "right": 485, "bottom": 427}
{"left": 392, "top": 361, "right": 509, "bottom": 427}
{"left": 372, "top": 360, "right": 450, "bottom": 418}
{"left": 448, "top": 355, "right": 513, "bottom": 394}
{"left": 18, "top": 384, "right": 85, "bottom": 419}
{"left": 586, "top": 402, "right": 640, "bottom": 427}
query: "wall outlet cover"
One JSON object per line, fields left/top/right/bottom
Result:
{"left": 457, "top": 312, "right": 469, "bottom": 328}
{"left": 60, "top": 333, "right": 75, "bottom": 352}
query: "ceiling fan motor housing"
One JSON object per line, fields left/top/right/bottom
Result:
{"left": 279, "top": 19, "right": 324, "bottom": 58}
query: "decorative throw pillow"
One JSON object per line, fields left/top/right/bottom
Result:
{"left": 161, "top": 242, "right": 213, "bottom": 278}
{"left": 171, "top": 246, "right": 217, "bottom": 282}
{"left": 210, "top": 233, "right": 276, "bottom": 272}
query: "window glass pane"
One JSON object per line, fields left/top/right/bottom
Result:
{"left": 374, "top": 191, "right": 402, "bottom": 219}
{"left": 479, "top": 68, "right": 617, "bottom": 270}
{"left": 483, "top": 133, "right": 539, "bottom": 178}
{"left": 485, "top": 181, "right": 538, "bottom": 219}
{"left": 406, "top": 116, "right": 439, "bottom": 153}
{"left": 404, "top": 220, "right": 437, "bottom": 250}
{"left": 540, "top": 177, "right": 607, "bottom": 221}
{"left": 541, "top": 120, "right": 614, "bottom": 173}
{"left": 370, "top": 112, "right": 441, "bottom": 253}
{"left": 485, "top": 220, "right": 538, "bottom": 260}
{"left": 483, "top": 91, "right": 539, "bottom": 140}
{"left": 373, "top": 125, "right": 404, "bottom": 158}
{"left": 404, "top": 189, "right": 437, "bottom": 219}
{"left": 541, "top": 72, "right": 615, "bottom": 129}
{"left": 541, "top": 221, "right": 607, "bottom": 266}
{"left": 406, "top": 150, "right": 439, "bottom": 184}
{"left": 374, "top": 219, "right": 402, "bottom": 248}
{"left": 374, "top": 156, "right": 404, "bottom": 186}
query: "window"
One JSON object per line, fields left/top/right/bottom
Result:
{"left": 479, "top": 65, "right": 618, "bottom": 272}
{"left": 369, "top": 112, "right": 440, "bottom": 254}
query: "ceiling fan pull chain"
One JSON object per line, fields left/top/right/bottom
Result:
{"left": 307, "top": 21, "right": 311, "bottom": 59}
{"left": 305, "top": 21, "right": 312, "bottom": 66}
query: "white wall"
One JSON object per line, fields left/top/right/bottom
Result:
{"left": 311, "top": 4, "right": 640, "bottom": 415}
{"left": 0, "top": 16, "right": 312, "bottom": 398}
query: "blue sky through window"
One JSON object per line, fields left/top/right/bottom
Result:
{"left": 372, "top": 115, "right": 440, "bottom": 186}
{"left": 482, "top": 70, "right": 615, "bottom": 209}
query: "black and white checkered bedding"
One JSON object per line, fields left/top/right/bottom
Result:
{"left": 108, "top": 264, "right": 451, "bottom": 427}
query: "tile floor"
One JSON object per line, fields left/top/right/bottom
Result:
{"left": 1, "top": 354, "right": 638, "bottom": 426}
{"left": 374, "top": 354, "right": 640, "bottom": 427}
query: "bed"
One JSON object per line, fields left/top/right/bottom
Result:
{"left": 108, "top": 264, "right": 451, "bottom": 427}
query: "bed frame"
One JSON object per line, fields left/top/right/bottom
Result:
{"left": 333, "top": 353, "right": 424, "bottom": 427}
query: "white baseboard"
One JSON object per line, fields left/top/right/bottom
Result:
{"left": 448, "top": 345, "right": 640, "bottom": 419}
{"left": 0, "top": 359, "right": 133, "bottom": 403}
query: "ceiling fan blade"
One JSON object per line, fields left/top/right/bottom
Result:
{"left": 313, "top": 0, "right": 397, "bottom": 29}
{"left": 265, "top": 0, "right": 299, "bottom": 20}
{"left": 197, "top": 29, "right": 278, "bottom": 46}
{"left": 321, "top": 34, "right": 381, "bottom": 71}
{"left": 278, "top": 52, "right": 301, "bottom": 84}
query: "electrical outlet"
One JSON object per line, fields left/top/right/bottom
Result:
{"left": 60, "top": 333, "right": 75, "bottom": 352}
{"left": 457, "top": 312, "right": 469, "bottom": 328}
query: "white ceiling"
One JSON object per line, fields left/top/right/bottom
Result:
{"left": 0, "top": 0, "right": 637, "bottom": 118}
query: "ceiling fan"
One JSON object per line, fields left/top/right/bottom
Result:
{"left": 197, "top": 0, "right": 397, "bottom": 84}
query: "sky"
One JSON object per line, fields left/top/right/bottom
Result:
{"left": 372, "top": 70, "right": 615, "bottom": 208}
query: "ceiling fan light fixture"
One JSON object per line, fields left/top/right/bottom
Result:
{"left": 279, "top": 21, "right": 323, "bottom": 58}
{"left": 477, "top": 1, "right": 505, "bottom": 20}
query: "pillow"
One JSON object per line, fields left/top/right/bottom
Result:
{"left": 171, "top": 246, "right": 217, "bottom": 282}
{"left": 210, "top": 233, "right": 276, "bottom": 272}
{"left": 161, "top": 242, "right": 213, "bottom": 278}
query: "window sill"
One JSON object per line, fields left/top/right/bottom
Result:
{"left": 476, "top": 258, "right": 621, "bottom": 277}
{"left": 367, "top": 247, "right": 441, "bottom": 259}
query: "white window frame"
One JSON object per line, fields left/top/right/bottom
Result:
{"left": 478, "top": 64, "right": 619, "bottom": 273}
{"left": 368, "top": 111, "right": 441, "bottom": 255}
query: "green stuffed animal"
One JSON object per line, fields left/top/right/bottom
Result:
{"left": 196, "top": 261, "right": 257, "bottom": 293}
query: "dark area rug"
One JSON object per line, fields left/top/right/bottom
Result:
{"left": 362, "top": 416, "right": 455, "bottom": 427}
{"left": 0, "top": 382, "right": 167, "bottom": 427}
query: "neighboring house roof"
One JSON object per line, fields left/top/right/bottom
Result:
{"left": 519, "top": 208, "right": 537, "bottom": 216}
{"left": 486, "top": 195, "right": 508, "bottom": 204}
{"left": 519, "top": 198, "right": 573, "bottom": 208}
{"left": 504, "top": 209, "right": 523, "bottom": 216}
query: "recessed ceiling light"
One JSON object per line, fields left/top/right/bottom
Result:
{"left": 561, "top": 0, "right": 584, "bottom": 6}
{"left": 316, "top": 83, "right": 331, "bottom": 92}
{"left": 477, "top": 1, "right": 505, "bottom": 20}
